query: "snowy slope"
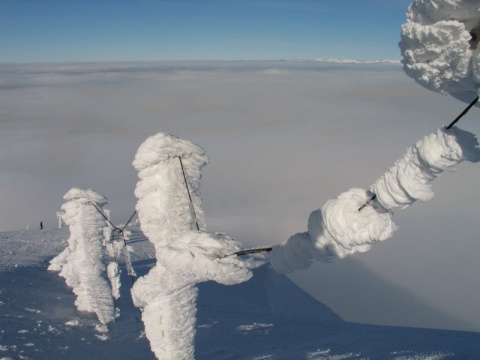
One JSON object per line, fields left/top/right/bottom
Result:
{"left": 1, "top": 227, "right": 480, "bottom": 359}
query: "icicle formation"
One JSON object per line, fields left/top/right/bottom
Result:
{"left": 103, "top": 226, "right": 122, "bottom": 301}
{"left": 270, "top": 127, "right": 480, "bottom": 274}
{"left": 131, "top": 133, "right": 254, "bottom": 360}
{"left": 399, "top": 0, "right": 480, "bottom": 102}
{"left": 48, "top": 188, "right": 115, "bottom": 325}
{"left": 120, "top": 229, "right": 136, "bottom": 278}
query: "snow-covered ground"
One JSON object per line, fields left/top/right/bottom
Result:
{"left": 1, "top": 227, "right": 479, "bottom": 359}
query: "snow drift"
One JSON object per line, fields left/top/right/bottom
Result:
{"left": 130, "top": 133, "right": 257, "bottom": 360}
{"left": 400, "top": 0, "right": 480, "bottom": 102}
{"left": 48, "top": 188, "right": 115, "bottom": 325}
{"left": 270, "top": 127, "right": 480, "bottom": 274}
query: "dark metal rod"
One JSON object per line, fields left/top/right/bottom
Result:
{"left": 120, "top": 210, "right": 137, "bottom": 232}
{"left": 233, "top": 247, "right": 273, "bottom": 256}
{"left": 87, "top": 201, "right": 120, "bottom": 231}
{"left": 446, "top": 96, "right": 479, "bottom": 129}
{"left": 178, "top": 156, "right": 200, "bottom": 231}
{"left": 358, "top": 194, "right": 377, "bottom": 212}
{"left": 217, "top": 246, "right": 273, "bottom": 259}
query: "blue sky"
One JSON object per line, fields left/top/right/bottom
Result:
{"left": 1, "top": 0, "right": 412, "bottom": 62}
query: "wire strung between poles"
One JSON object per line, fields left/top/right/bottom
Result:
{"left": 446, "top": 96, "right": 479, "bottom": 129}
{"left": 178, "top": 156, "right": 201, "bottom": 231}
{"left": 215, "top": 246, "right": 273, "bottom": 259}
{"left": 121, "top": 210, "right": 138, "bottom": 234}
{"left": 358, "top": 194, "right": 377, "bottom": 212}
{"left": 231, "top": 247, "right": 273, "bottom": 256}
{"left": 358, "top": 95, "right": 479, "bottom": 212}
{"left": 179, "top": 156, "right": 273, "bottom": 258}
{"left": 87, "top": 201, "right": 137, "bottom": 234}
{"left": 87, "top": 201, "right": 118, "bottom": 230}
{"left": 87, "top": 202, "right": 138, "bottom": 282}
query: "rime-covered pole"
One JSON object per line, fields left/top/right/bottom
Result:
{"left": 130, "top": 133, "right": 255, "bottom": 360}
{"left": 48, "top": 188, "right": 115, "bottom": 326}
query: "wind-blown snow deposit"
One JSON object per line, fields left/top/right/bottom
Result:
{"left": 400, "top": 0, "right": 480, "bottom": 102}
{"left": 48, "top": 188, "right": 115, "bottom": 325}
{"left": 131, "top": 133, "right": 256, "bottom": 360}
{"left": 270, "top": 127, "right": 480, "bottom": 274}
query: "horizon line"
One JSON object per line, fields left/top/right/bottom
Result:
{"left": 0, "top": 58, "right": 401, "bottom": 66}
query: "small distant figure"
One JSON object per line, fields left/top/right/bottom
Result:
{"left": 40, "top": 221, "right": 43, "bottom": 230}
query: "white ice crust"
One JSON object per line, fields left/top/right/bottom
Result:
{"left": 131, "top": 133, "right": 255, "bottom": 360}
{"left": 133, "top": 132, "right": 208, "bottom": 247}
{"left": 399, "top": 0, "right": 480, "bottom": 102}
{"left": 48, "top": 188, "right": 115, "bottom": 325}
{"left": 270, "top": 127, "right": 480, "bottom": 274}
{"left": 372, "top": 127, "right": 480, "bottom": 209}
{"left": 104, "top": 225, "right": 128, "bottom": 303}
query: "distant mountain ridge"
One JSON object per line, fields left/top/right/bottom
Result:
{"left": 198, "top": 264, "right": 342, "bottom": 324}
{"left": 315, "top": 58, "right": 400, "bottom": 64}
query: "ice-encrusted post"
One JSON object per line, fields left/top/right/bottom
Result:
{"left": 48, "top": 188, "right": 115, "bottom": 326}
{"left": 131, "top": 133, "right": 255, "bottom": 360}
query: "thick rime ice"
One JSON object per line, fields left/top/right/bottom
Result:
{"left": 48, "top": 188, "right": 115, "bottom": 325}
{"left": 372, "top": 127, "right": 480, "bottom": 210}
{"left": 270, "top": 127, "right": 480, "bottom": 274}
{"left": 399, "top": 0, "right": 480, "bottom": 102}
{"left": 103, "top": 226, "right": 125, "bottom": 302}
{"left": 271, "top": 189, "right": 396, "bottom": 274}
{"left": 120, "top": 230, "right": 137, "bottom": 278}
{"left": 131, "top": 133, "right": 255, "bottom": 360}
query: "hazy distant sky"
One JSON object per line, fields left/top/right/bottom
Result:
{"left": 1, "top": 0, "right": 411, "bottom": 62}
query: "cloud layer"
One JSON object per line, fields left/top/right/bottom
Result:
{"left": 1, "top": 61, "right": 479, "bottom": 332}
